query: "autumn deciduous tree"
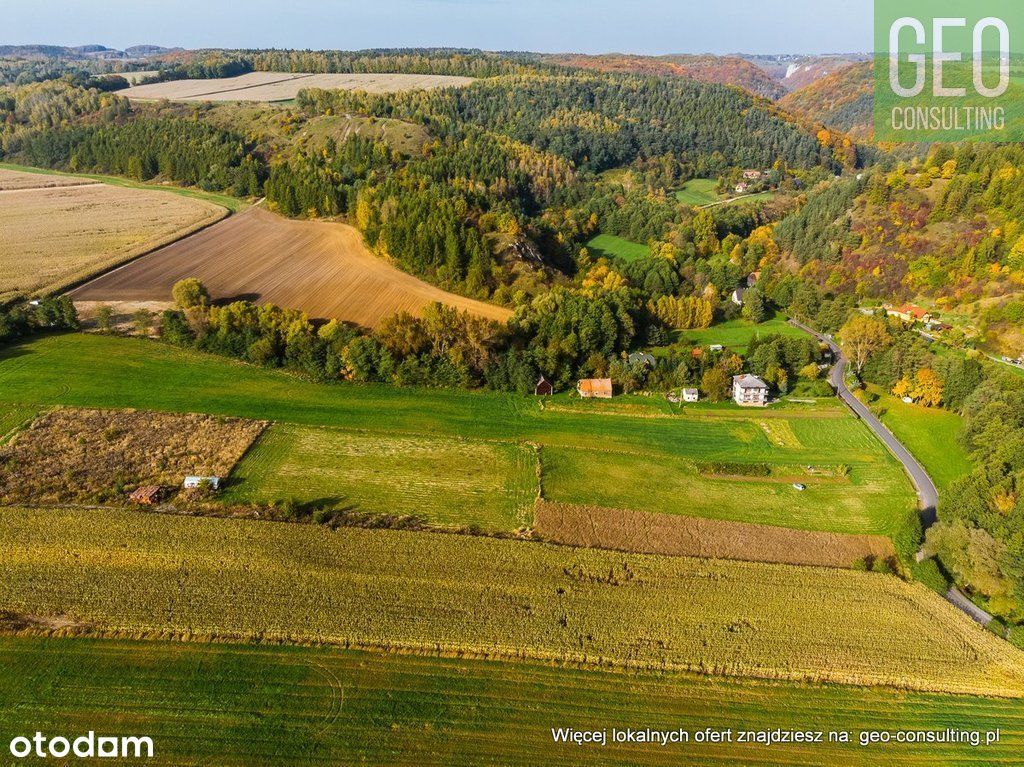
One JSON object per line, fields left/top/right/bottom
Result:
{"left": 837, "top": 315, "right": 891, "bottom": 374}
{"left": 701, "top": 367, "right": 731, "bottom": 402}
{"left": 911, "top": 367, "right": 943, "bottom": 407}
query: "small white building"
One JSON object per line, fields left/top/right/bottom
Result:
{"left": 733, "top": 374, "right": 769, "bottom": 407}
{"left": 682, "top": 388, "right": 700, "bottom": 403}
{"left": 709, "top": 344, "right": 724, "bottom": 352}
{"left": 183, "top": 476, "right": 221, "bottom": 490}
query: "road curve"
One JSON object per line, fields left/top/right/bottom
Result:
{"left": 789, "top": 319, "right": 995, "bottom": 627}
{"left": 788, "top": 319, "right": 938, "bottom": 526}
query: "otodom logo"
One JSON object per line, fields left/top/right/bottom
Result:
{"left": 874, "top": 0, "right": 1024, "bottom": 141}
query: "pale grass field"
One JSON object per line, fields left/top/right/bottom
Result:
{"left": 0, "top": 173, "right": 226, "bottom": 302}
{"left": 0, "top": 168, "right": 97, "bottom": 191}
{"left": 1, "top": 506, "right": 1022, "bottom": 697}
{"left": 123, "top": 71, "right": 474, "bottom": 102}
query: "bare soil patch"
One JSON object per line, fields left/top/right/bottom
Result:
{"left": 0, "top": 408, "right": 267, "bottom": 505}
{"left": 71, "top": 206, "right": 511, "bottom": 327}
{"left": 535, "top": 500, "right": 896, "bottom": 569}
{"left": 123, "top": 72, "right": 474, "bottom": 102}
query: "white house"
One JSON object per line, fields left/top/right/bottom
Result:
{"left": 732, "top": 374, "right": 769, "bottom": 407}
{"left": 682, "top": 388, "right": 700, "bottom": 403}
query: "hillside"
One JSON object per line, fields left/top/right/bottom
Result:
{"left": 740, "top": 53, "right": 871, "bottom": 91}
{"left": 779, "top": 61, "right": 874, "bottom": 139}
{"left": 545, "top": 53, "right": 785, "bottom": 98}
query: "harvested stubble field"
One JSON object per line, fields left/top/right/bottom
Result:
{"left": 122, "top": 71, "right": 475, "bottom": 102}
{"left": 0, "top": 167, "right": 97, "bottom": 191}
{"left": 1, "top": 638, "right": 1022, "bottom": 767}
{"left": 225, "top": 423, "right": 537, "bottom": 529}
{"left": 534, "top": 500, "right": 896, "bottom": 569}
{"left": 0, "top": 172, "right": 227, "bottom": 302}
{"left": 0, "top": 408, "right": 266, "bottom": 505}
{"left": 71, "top": 206, "right": 512, "bottom": 326}
{"left": 0, "top": 507, "right": 1021, "bottom": 697}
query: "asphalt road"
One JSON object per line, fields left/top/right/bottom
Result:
{"left": 789, "top": 319, "right": 995, "bottom": 626}
{"left": 788, "top": 318, "right": 938, "bottom": 525}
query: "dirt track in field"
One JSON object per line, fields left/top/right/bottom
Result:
{"left": 71, "top": 206, "right": 511, "bottom": 327}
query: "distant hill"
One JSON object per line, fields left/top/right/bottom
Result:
{"left": 544, "top": 53, "right": 786, "bottom": 99}
{"left": 739, "top": 53, "right": 871, "bottom": 92}
{"left": 778, "top": 61, "right": 874, "bottom": 139}
{"left": 0, "top": 44, "right": 177, "bottom": 60}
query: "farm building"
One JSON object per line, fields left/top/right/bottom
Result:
{"left": 535, "top": 376, "right": 553, "bottom": 396}
{"left": 578, "top": 378, "right": 613, "bottom": 399}
{"left": 183, "top": 476, "right": 221, "bottom": 490}
{"left": 733, "top": 374, "right": 769, "bottom": 407}
{"left": 734, "top": 182, "right": 750, "bottom": 194}
{"left": 886, "top": 304, "right": 933, "bottom": 324}
{"left": 683, "top": 388, "right": 700, "bottom": 403}
{"left": 742, "top": 169, "right": 764, "bottom": 180}
{"left": 128, "top": 485, "right": 163, "bottom": 505}
{"left": 709, "top": 344, "right": 725, "bottom": 352}
{"left": 731, "top": 287, "right": 746, "bottom": 306}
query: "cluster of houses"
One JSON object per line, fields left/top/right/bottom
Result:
{"left": 883, "top": 303, "right": 951, "bottom": 333}
{"left": 734, "top": 169, "right": 768, "bottom": 195}
{"left": 536, "top": 371, "right": 770, "bottom": 407}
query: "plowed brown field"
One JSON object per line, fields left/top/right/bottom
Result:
{"left": 71, "top": 206, "right": 511, "bottom": 327}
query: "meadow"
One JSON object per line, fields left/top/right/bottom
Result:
{"left": 1, "top": 506, "right": 1021, "bottom": 697}
{"left": 0, "top": 171, "right": 226, "bottom": 302}
{"left": 0, "top": 334, "right": 917, "bottom": 542}
{"left": 865, "top": 386, "right": 973, "bottom": 492}
{"left": 122, "top": 72, "right": 475, "bottom": 103}
{"left": 72, "top": 206, "right": 512, "bottom": 326}
{"left": 674, "top": 178, "right": 719, "bottom": 205}
{"left": 0, "top": 636, "right": 1021, "bottom": 767}
{"left": 224, "top": 423, "right": 537, "bottom": 529}
{"left": 585, "top": 233, "right": 651, "bottom": 262}
{"left": 666, "top": 315, "right": 810, "bottom": 354}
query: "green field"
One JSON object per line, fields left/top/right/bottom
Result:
{"left": 866, "top": 386, "right": 973, "bottom": 492}
{"left": 1, "top": 506, "right": 1020, "bottom": 696}
{"left": 674, "top": 178, "right": 719, "bottom": 206}
{"left": 585, "top": 233, "right": 650, "bottom": 262}
{"left": 667, "top": 316, "right": 809, "bottom": 354}
{"left": 1, "top": 636, "right": 1021, "bottom": 767}
{"left": 224, "top": 423, "right": 537, "bottom": 529}
{"left": 0, "top": 162, "right": 247, "bottom": 213}
{"left": 0, "top": 334, "right": 916, "bottom": 540}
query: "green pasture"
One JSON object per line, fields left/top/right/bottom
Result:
{"left": 0, "top": 334, "right": 916, "bottom": 539}
{"left": 224, "top": 423, "right": 536, "bottom": 529}
{"left": 585, "top": 233, "right": 650, "bottom": 262}
{"left": 674, "top": 178, "right": 719, "bottom": 205}
{"left": 0, "top": 636, "right": 1020, "bottom": 766}
{"left": 666, "top": 316, "right": 809, "bottom": 355}
{"left": 865, "top": 385, "right": 973, "bottom": 492}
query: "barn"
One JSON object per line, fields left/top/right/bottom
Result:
{"left": 577, "top": 378, "right": 613, "bottom": 399}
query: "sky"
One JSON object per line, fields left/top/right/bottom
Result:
{"left": 3, "top": 0, "right": 872, "bottom": 55}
